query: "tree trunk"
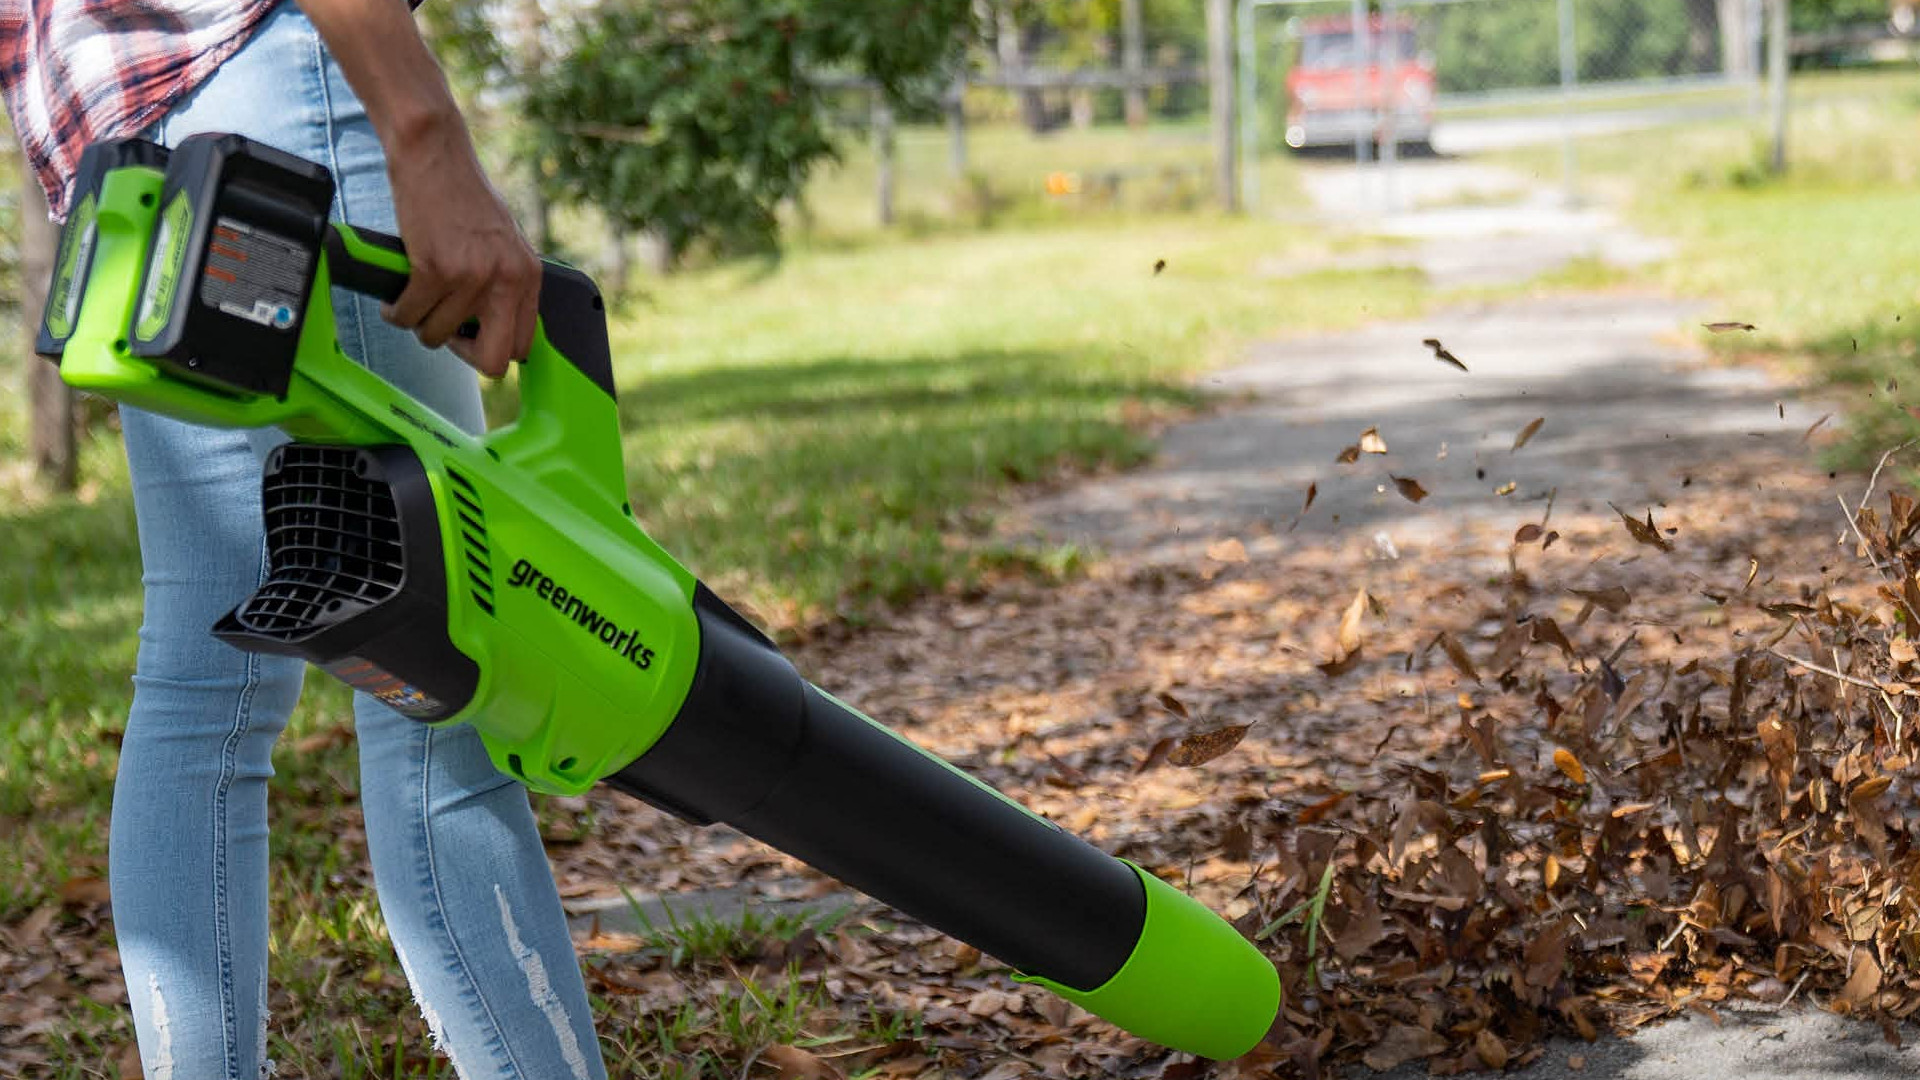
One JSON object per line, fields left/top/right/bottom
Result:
{"left": 21, "top": 170, "right": 77, "bottom": 491}
{"left": 1123, "top": 0, "right": 1148, "bottom": 126}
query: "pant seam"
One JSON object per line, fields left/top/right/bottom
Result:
{"left": 310, "top": 28, "right": 375, "bottom": 370}
{"left": 210, "top": 539, "right": 273, "bottom": 1079}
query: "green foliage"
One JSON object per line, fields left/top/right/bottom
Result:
{"left": 1424, "top": 0, "right": 1709, "bottom": 94}
{"left": 525, "top": 0, "right": 971, "bottom": 259}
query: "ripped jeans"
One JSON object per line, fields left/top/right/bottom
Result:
{"left": 107, "top": 5, "right": 608, "bottom": 1078}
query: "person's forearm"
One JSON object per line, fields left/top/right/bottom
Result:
{"left": 295, "top": 0, "right": 465, "bottom": 151}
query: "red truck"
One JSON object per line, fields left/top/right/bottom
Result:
{"left": 1283, "top": 14, "right": 1436, "bottom": 152}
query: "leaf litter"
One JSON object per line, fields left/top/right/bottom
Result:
{"left": 7, "top": 436, "right": 1916, "bottom": 1080}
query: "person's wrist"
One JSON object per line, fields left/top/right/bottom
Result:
{"left": 379, "top": 96, "right": 465, "bottom": 159}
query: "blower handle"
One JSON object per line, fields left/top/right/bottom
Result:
{"left": 324, "top": 221, "right": 631, "bottom": 509}
{"left": 322, "top": 223, "right": 618, "bottom": 402}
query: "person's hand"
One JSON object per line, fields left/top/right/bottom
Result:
{"left": 381, "top": 109, "right": 539, "bottom": 378}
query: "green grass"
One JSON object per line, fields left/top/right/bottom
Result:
{"left": 1495, "top": 65, "right": 1920, "bottom": 462}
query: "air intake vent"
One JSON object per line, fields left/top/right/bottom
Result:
{"left": 445, "top": 464, "right": 495, "bottom": 616}
{"left": 231, "top": 445, "right": 405, "bottom": 640}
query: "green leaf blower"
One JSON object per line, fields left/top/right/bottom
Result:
{"left": 39, "top": 133, "right": 1280, "bottom": 1060}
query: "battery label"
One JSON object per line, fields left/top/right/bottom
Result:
{"left": 322, "top": 657, "right": 445, "bottom": 719}
{"left": 198, "top": 216, "right": 309, "bottom": 331}
{"left": 43, "top": 192, "right": 98, "bottom": 340}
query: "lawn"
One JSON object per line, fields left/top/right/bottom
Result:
{"left": 0, "top": 118, "right": 1437, "bottom": 1076}
{"left": 1498, "top": 65, "right": 1920, "bottom": 461}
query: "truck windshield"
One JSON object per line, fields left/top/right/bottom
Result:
{"left": 1298, "top": 28, "right": 1418, "bottom": 68}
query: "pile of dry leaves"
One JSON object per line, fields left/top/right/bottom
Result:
{"left": 555, "top": 436, "right": 1920, "bottom": 1078}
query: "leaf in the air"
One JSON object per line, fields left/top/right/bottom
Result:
{"left": 1360, "top": 426, "right": 1389, "bottom": 455}
{"left": 1609, "top": 503, "right": 1674, "bottom": 552}
{"left": 1704, "top": 321, "right": 1755, "bottom": 333}
{"left": 1435, "top": 631, "right": 1481, "bottom": 683}
{"left": 1512, "top": 417, "right": 1545, "bottom": 452}
{"left": 1391, "top": 476, "right": 1428, "bottom": 503}
{"left": 1802, "top": 413, "right": 1832, "bottom": 442}
{"left": 1156, "top": 692, "right": 1190, "bottom": 719}
{"left": 1168, "top": 724, "right": 1253, "bottom": 767}
{"left": 1336, "top": 444, "right": 1361, "bottom": 464}
{"left": 1552, "top": 747, "right": 1587, "bottom": 784}
{"left": 1302, "top": 481, "right": 1318, "bottom": 514}
{"left": 1570, "top": 585, "right": 1631, "bottom": 613}
{"left": 1337, "top": 588, "right": 1369, "bottom": 655}
{"left": 1515, "top": 523, "right": 1544, "bottom": 544}
{"left": 1423, "top": 338, "right": 1469, "bottom": 372}
{"left": 1495, "top": 481, "right": 1517, "bottom": 496}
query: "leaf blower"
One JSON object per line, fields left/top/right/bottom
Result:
{"left": 38, "top": 133, "right": 1280, "bottom": 1060}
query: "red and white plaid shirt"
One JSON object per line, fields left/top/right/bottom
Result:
{"left": 1, "top": 0, "right": 280, "bottom": 220}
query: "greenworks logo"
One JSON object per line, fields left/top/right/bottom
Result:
{"left": 134, "top": 193, "right": 192, "bottom": 341}
{"left": 43, "top": 193, "right": 96, "bottom": 340}
{"left": 508, "top": 557, "right": 655, "bottom": 670}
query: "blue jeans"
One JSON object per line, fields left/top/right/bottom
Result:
{"left": 108, "top": 6, "right": 608, "bottom": 1079}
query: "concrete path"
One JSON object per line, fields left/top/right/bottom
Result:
{"left": 1011, "top": 156, "right": 1914, "bottom": 1076}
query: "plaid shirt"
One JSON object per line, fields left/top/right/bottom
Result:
{"left": 1, "top": 0, "right": 280, "bottom": 220}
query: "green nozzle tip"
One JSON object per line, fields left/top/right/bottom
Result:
{"left": 1020, "top": 862, "right": 1280, "bottom": 1060}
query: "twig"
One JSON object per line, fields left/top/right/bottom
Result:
{"left": 1838, "top": 439, "right": 1915, "bottom": 576}
{"left": 1776, "top": 969, "right": 1812, "bottom": 1011}
{"left": 1768, "top": 647, "right": 1881, "bottom": 691}
{"left": 1859, "top": 439, "right": 1915, "bottom": 516}
{"left": 1838, "top": 494, "right": 1884, "bottom": 574}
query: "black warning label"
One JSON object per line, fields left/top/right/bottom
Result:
{"left": 198, "top": 216, "right": 310, "bottom": 332}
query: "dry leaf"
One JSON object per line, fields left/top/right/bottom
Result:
{"left": 1552, "top": 747, "right": 1588, "bottom": 785}
{"left": 1513, "top": 417, "right": 1545, "bottom": 452}
{"left": 1423, "top": 337, "right": 1469, "bottom": 372}
{"left": 1206, "top": 537, "right": 1249, "bottom": 563}
{"left": 1841, "top": 951, "right": 1883, "bottom": 1006}
{"left": 1436, "top": 631, "right": 1481, "bottom": 683}
{"left": 1337, "top": 588, "right": 1369, "bottom": 655}
{"left": 1495, "top": 481, "right": 1517, "bottom": 496}
{"left": 1391, "top": 476, "right": 1428, "bottom": 503}
{"left": 58, "top": 876, "right": 111, "bottom": 908}
{"left": 1168, "top": 724, "right": 1253, "bottom": 767}
{"left": 1704, "top": 321, "right": 1755, "bottom": 332}
{"left": 1156, "top": 692, "right": 1190, "bottom": 719}
{"left": 1570, "top": 586, "right": 1631, "bottom": 613}
{"left": 1802, "top": 413, "right": 1831, "bottom": 442}
{"left": 763, "top": 1044, "right": 845, "bottom": 1080}
{"left": 1475, "top": 1028, "right": 1510, "bottom": 1070}
{"left": 1301, "top": 481, "right": 1318, "bottom": 514}
{"left": 1364, "top": 1024, "right": 1449, "bottom": 1071}
{"left": 1336, "top": 445, "right": 1361, "bottom": 465}
{"left": 1136, "top": 736, "right": 1176, "bottom": 774}
{"left": 1318, "top": 646, "right": 1365, "bottom": 678}
{"left": 1609, "top": 503, "right": 1675, "bottom": 552}
{"left": 1515, "top": 523, "right": 1544, "bottom": 544}
{"left": 1360, "top": 427, "right": 1389, "bottom": 454}
{"left": 1152, "top": 258, "right": 1166, "bottom": 276}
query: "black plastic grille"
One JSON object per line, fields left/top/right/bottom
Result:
{"left": 232, "top": 445, "right": 405, "bottom": 640}
{"left": 445, "top": 464, "right": 494, "bottom": 615}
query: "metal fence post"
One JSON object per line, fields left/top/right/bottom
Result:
{"left": 1209, "top": 0, "right": 1242, "bottom": 212}
{"left": 1558, "top": 0, "right": 1578, "bottom": 206}
{"left": 1380, "top": 0, "right": 1400, "bottom": 214}
{"left": 1238, "top": 0, "right": 1260, "bottom": 211}
{"left": 947, "top": 75, "right": 968, "bottom": 180}
{"left": 873, "top": 91, "right": 896, "bottom": 226}
{"left": 1767, "top": 0, "right": 1789, "bottom": 172}
{"left": 1350, "top": 0, "right": 1372, "bottom": 172}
